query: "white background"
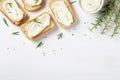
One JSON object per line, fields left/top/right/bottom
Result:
{"left": 0, "top": 0, "right": 120, "bottom": 80}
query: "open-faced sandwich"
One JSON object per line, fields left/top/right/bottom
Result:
{"left": 49, "top": 0, "right": 77, "bottom": 29}
{"left": 21, "top": 12, "right": 55, "bottom": 40}
{"left": 0, "top": 0, "right": 28, "bottom": 26}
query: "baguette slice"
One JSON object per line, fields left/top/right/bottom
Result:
{"left": 0, "top": 0, "right": 28, "bottom": 26}
{"left": 49, "top": 0, "right": 77, "bottom": 29}
{"left": 21, "top": 12, "right": 55, "bottom": 40}
{"left": 22, "top": 0, "right": 44, "bottom": 11}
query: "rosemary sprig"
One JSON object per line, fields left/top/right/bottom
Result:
{"left": 12, "top": 32, "right": 19, "bottom": 35}
{"left": 90, "top": 0, "right": 113, "bottom": 31}
{"left": 111, "top": 6, "right": 120, "bottom": 37}
{"left": 90, "top": 0, "right": 120, "bottom": 37}
{"left": 2, "top": 18, "right": 9, "bottom": 27}
{"left": 36, "top": 41, "right": 44, "bottom": 48}
{"left": 101, "top": 0, "right": 117, "bottom": 34}
{"left": 111, "top": 24, "right": 120, "bottom": 37}
{"left": 90, "top": 12, "right": 106, "bottom": 31}
{"left": 57, "top": 33, "right": 63, "bottom": 39}
{"left": 101, "top": 8, "right": 115, "bottom": 34}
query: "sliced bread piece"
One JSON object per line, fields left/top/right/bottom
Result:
{"left": 0, "top": 0, "right": 28, "bottom": 26}
{"left": 21, "top": 12, "right": 55, "bottom": 40}
{"left": 49, "top": 0, "right": 77, "bottom": 29}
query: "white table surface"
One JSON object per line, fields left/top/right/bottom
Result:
{"left": 0, "top": 0, "right": 120, "bottom": 80}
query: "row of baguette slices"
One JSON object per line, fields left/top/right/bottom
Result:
{"left": 0, "top": 0, "right": 77, "bottom": 40}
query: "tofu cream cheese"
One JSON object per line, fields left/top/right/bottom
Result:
{"left": 51, "top": 1, "right": 73, "bottom": 27}
{"left": 25, "top": 0, "right": 42, "bottom": 7}
{"left": 3, "top": 0, "right": 24, "bottom": 22}
{"left": 80, "top": 0, "right": 104, "bottom": 13}
{"left": 26, "top": 14, "right": 50, "bottom": 37}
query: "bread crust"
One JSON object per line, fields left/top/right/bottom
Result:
{"left": 20, "top": 12, "right": 55, "bottom": 40}
{"left": 0, "top": 0, "right": 28, "bottom": 26}
{"left": 49, "top": 0, "right": 77, "bottom": 29}
{"left": 22, "top": 0, "right": 44, "bottom": 11}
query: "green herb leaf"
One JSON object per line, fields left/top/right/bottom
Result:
{"left": 36, "top": 41, "right": 44, "bottom": 48}
{"left": 2, "top": 18, "right": 9, "bottom": 27}
{"left": 12, "top": 32, "right": 19, "bottom": 35}
{"left": 8, "top": 3, "right": 13, "bottom": 8}
{"left": 33, "top": 19, "right": 41, "bottom": 24}
{"left": 34, "top": 0, "right": 39, "bottom": 4}
{"left": 70, "top": 1, "right": 77, "bottom": 4}
{"left": 57, "top": 33, "right": 63, "bottom": 39}
{"left": 90, "top": 0, "right": 120, "bottom": 37}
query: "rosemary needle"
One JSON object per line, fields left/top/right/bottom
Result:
{"left": 34, "top": 19, "right": 41, "bottom": 24}
{"left": 57, "top": 33, "right": 63, "bottom": 39}
{"left": 2, "top": 18, "right": 9, "bottom": 27}
{"left": 70, "top": 1, "right": 77, "bottom": 4}
{"left": 8, "top": 3, "right": 13, "bottom": 8}
{"left": 36, "top": 41, "right": 44, "bottom": 48}
{"left": 12, "top": 32, "right": 19, "bottom": 35}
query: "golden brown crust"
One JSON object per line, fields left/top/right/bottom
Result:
{"left": 0, "top": 0, "right": 28, "bottom": 26}
{"left": 22, "top": 0, "right": 45, "bottom": 12}
{"left": 20, "top": 12, "right": 55, "bottom": 40}
{"left": 49, "top": 0, "right": 77, "bottom": 29}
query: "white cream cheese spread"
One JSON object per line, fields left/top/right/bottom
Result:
{"left": 51, "top": 1, "right": 73, "bottom": 27}
{"left": 25, "top": 0, "right": 42, "bottom": 7}
{"left": 80, "top": 0, "right": 103, "bottom": 13}
{"left": 26, "top": 14, "right": 50, "bottom": 37}
{"left": 3, "top": 0, "right": 24, "bottom": 22}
